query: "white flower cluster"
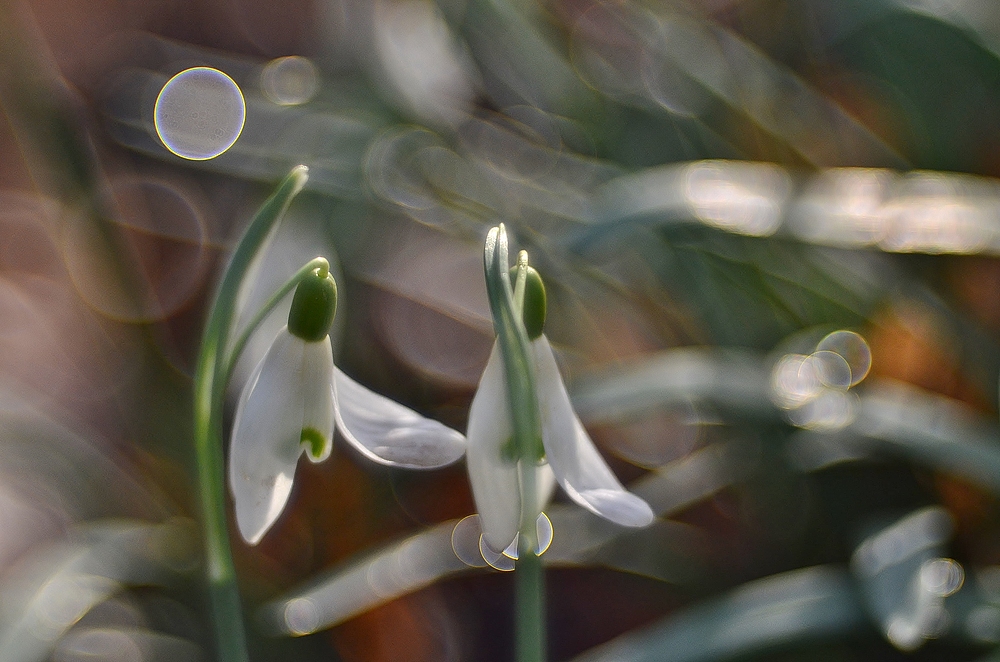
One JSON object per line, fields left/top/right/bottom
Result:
{"left": 229, "top": 228, "right": 653, "bottom": 555}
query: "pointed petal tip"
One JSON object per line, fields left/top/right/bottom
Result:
{"left": 363, "top": 425, "right": 466, "bottom": 469}
{"left": 577, "top": 488, "right": 655, "bottom": 528}
{"left": 238, "top": 521, "right": 265, "bottom": 546}
{"left": 333, "top": 368, "right": 467, "bottom": 469}
{"left": 230, "top": 469, "right": 295, "bottom": 547}
{"left": 234, "top": 496, "right": 273, "bottom": 546}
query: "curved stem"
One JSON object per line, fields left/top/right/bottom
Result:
{"left": 223, "top": 256, "right": 329, "bottom": 380}
{"left": 192, "top": 166, "right": 308, "bottom": 662}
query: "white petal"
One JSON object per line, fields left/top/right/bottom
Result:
{"left": 229, "top": 329, "right": 308, "bottom": 544}
{"left": 466, "top": 341, "right": 521, "bottom": 553}
{"left": 332, "top": 368, "right": 465, "bottom": 469}
{"left": 300, "top": 338, "right": 335, "bottom": 463}
{"left": 533, "top": 336, "right": 654, "bottom": 528}
{"left": 531, "top": 462, "right": 557, "bottom": 517}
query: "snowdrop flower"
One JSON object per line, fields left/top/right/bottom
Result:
{"left": 229, "top": 266, "right": 465, "bottom": 544}
{"left": 467, "top": 248, "right": 654, "bottom": 556}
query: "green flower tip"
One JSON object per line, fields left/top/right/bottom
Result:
{"left": 510, "top": 264, "right": 546, "bottom": 340}
{"left": 288, "top": 268, "right": 338, "bottom": 342}
{"left": 289, "top": 165, "right": 309, "bottom": 195}
{"left": 301, "top": 427, "right": 328, "bottom": 461}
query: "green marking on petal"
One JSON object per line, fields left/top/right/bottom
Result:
{"left": 301, "top": 427, "right": 328, "bottom": 460}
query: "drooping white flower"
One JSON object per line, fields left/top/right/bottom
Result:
{"left": 467, "top": 246, "right": 654, "bottom": 556}
{"left": 229, "top": 326, "right": 335, "bottom": 544}
{"left": 229, "top": 268, "right": 465, "bottom": 544}
{"left": 467, "top": 336, "right": 655, "bottom": 553}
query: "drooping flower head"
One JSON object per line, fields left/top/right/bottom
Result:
{"left": 229, "top": 265, "right": 465, "bottom": 544}
{"left": 467, "top": 226, "right": 654, "bottom": 561}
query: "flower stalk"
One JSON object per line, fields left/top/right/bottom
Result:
{"left": 192, "top": 166, "right": 309, "bottom": 662}
{"left": 483, "top": 225, "right": 546, "bottom": 662}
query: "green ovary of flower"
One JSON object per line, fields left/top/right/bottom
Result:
{"left": 288, "top": 269, "right": 338, "bottom": 342}
{"left": 510, "top": 265, "right": 546, "bottom": 340}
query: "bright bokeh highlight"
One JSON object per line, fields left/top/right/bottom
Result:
{"left": 261, "top": 56, "right": 318, "bottom": 106}
{"left": 154, "top": 67, "right": 246, "bottom": 160}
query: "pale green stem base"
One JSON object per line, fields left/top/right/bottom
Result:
{"left": 516, "top": 458, "right": 545, "bottom": 662}
{"left": 516, "top": 549, "right": 545, "bottom": 662}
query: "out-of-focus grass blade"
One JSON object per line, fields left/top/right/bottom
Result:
{"left": 547, "top": 441, "right": 751, "bottom": 563}
{"left": 257, "top": 522, "right": 467, "bottom": 637}
{"left": 803, "top": 379, "right": 1000, "bottom": 494}
{"left": 585, "top": 162, "right": 1000, "bottom": 256}
{"left": 577, "top": 162, "right": 1000, "bottom": 347}
{"left": 569, "top": 348, "right": 776, "bottom": 421}
{"left": 571, "top": 4, "right": 906, "bottom": 168}
{"left": 0, "top": 519, "right": 198, "bottom": 662}
{"left": 830, "top": 3, "right": 1000, "bottom": 172}
{"left": 850, "top": 507, "right": 958, "bottom": 651}
{"left": 258, "top": 441, "right": 744, "bottom": 636}
{"left": 570, "top": 565, "right": 867, "bottom": 662}
{"left": 571, "top": 347, "right": 1000, "bottom": 497}
{"left": 448, "top": 0, "right": 595, "bottom": 117}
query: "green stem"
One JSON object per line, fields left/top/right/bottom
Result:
{"left": 516, "top": 548, "right": 545, "bottom": 662}
{"left": 192, "top": 166, "right": 309, "bottom": 662}
{"left": 515, "top": 455, "right": 544, "bottom": 662}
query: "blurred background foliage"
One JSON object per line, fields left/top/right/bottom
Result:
{"left": 5, "top": 0, "right": 1000, "bottom": 660}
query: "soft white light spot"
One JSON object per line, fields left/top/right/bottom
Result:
{"left": 770, "top": 353, "right": 822, "bottom": 409}
{"left": 817, "top": 330, "right": 872, "bottom": 386}
{"left": 684, "top": 161, "right": 789, "bottom": 237}
{"left": 366, "top": 555, "right": 401, "bottom": 597}
{"left": 790, "top": 168, "right": 890, "bottom": 245}
{"left": 154, "top": 67, "right": 245, "bottom": 160}
{"left": 920, "top": 558, "right": 964, "bottom": 597}
{"left": 878, "top": 174, "right": 993, "bottom": 254}
{"left": 451, "top": 515, "right": 488, "bottom": 568}
{"left": 261, "top": 56, "right": 319, "bottom": 106}
{"left": 38, "top": 575, "right": 112, "bottom": 633}
{"left": 787, "top": 390, "right": 856, "bottom": 430}
{"left": 808, "top": 350, "right": 852, "bottom": 391}
{"left": 365, "top": 126, "right": 443, "bottom": 211}
{"left": 284, "top": 598, "right": 319, "bottom": 636}
{"left": 887, "top": 615, "right": 923, "bottom": 651}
